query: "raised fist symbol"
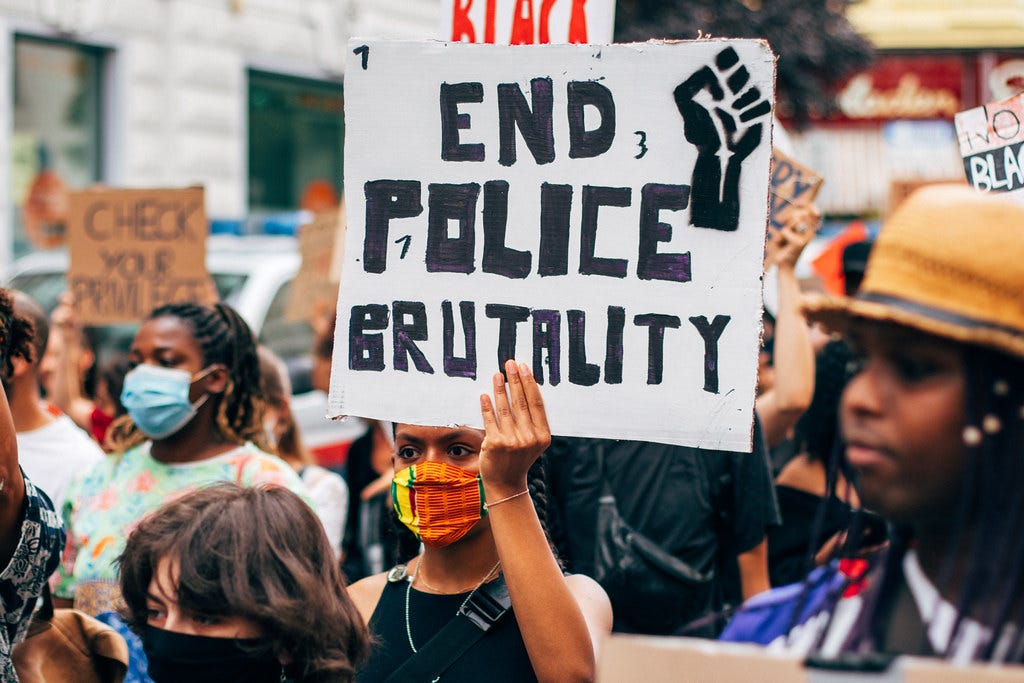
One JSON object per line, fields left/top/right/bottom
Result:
{"left": 674, "top": 47, "right": 772, "bottom": 232}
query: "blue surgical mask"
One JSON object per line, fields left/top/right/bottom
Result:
{"left": 121, "top": 364, "right": 214, "bottom": 440}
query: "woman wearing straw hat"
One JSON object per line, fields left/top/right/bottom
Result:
{"left": 724, "top": 184, "right": 1024, "bottom": 663}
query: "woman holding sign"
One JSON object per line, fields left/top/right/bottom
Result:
{"left": 349, "top": 359, "right": 612, "bottom": 682}
{"left": 53, "top": 301, "right": 309, "bottom": 616}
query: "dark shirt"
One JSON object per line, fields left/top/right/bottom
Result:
{"left": 767, "top": 485, "right": 854, "bottom": 588}
{"left": 546, "top": 420, "right": 780, "bottom": 635}
{"left": 357, "top": 578, "right": 537, "bottom": 682}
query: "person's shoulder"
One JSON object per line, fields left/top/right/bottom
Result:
{"left": 235, "top": 444, "right": 298, "bottom": 477}
{"left": 564, "top": 573, "right": 614, "bottom": 634}
{"left": 303, "top": 465, "right": 348, "bottom": 495}
{"left": 23, "top": 475, "right": 64, "bottom": 531}
{"left": 49, "top": 416, "right": 106, "bottom": 462}
{"left": 69, "top": 444, "right": 131, "bottom": 493}
{"left": 233, "top": 445, "right": 313, "bottom": 500}
{"left": 349, "top": 570, "right": 392, "bottom": 626}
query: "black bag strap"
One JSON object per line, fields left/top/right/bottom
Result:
{"left": 595, "top": 441, "right": 614, "bottom": 498}
{"left": 382, "top": 573, "right": 513, "bottom": 683}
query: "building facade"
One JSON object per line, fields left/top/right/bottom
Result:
{"left": 0, "top": 0, "right": 440, "bottom": 269}
{"left": 791, "top": 0, "right": 1024, "bottom": 217}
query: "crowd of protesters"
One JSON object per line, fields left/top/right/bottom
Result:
{"left": 0, "top": 102, "right": 1021, "bottom": 683}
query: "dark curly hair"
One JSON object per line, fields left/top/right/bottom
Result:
{"left": 106, "top": 302, "right": 267, "bottom": 452}
{"left": 0, "top": 289, "right": 36, "bottom": 382}
{"left": 118, "top": 483, "right": 369, "bottom": 681}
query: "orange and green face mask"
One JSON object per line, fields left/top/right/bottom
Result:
{"left": 392, "top": 461, "right": 486, "bottom": 548}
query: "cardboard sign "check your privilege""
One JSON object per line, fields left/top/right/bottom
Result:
{"left": 68, "top": 187, "right": 216, "bottom": 325}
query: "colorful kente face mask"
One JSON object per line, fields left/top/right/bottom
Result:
{"left": 392, "top": 461, "right": 486, "bottom": 548}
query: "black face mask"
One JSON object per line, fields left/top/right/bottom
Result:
{"left": 143, "top": 625, "right": 283, "bottom": 683}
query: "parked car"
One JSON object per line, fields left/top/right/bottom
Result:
{"left": 3, "top": 235, "right": 364, "bottom": 467}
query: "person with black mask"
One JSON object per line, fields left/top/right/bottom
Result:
{"left": 118, "top": 483, "right": 368, "bottom": 682}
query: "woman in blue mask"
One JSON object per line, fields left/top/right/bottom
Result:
{"left": 53, "top": 302, "right": 309, "bottom": 616}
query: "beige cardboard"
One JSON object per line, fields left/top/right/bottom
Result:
{"left": 286, "top": 205, "right": 346, "bottom": 321}
{"left": 67, "top": 187, "right": 216, "bottom": 325}
{"left": 770, "top": 148, "right": 824, "bottom": 232}
{"left": 597, "top": 634, "right": 1024, "bottom": 683}
{"left": 887, "top": 178, "right": 960, "bottom": 217}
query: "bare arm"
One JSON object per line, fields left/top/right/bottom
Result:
{"left": 481, "top": 361, "right": 612, "bottom": 683}
{"left": 737, "top": 538, "right": 770, "bottom": 600}
{"left": 757, "top": 208, "right": 818, "bottom": 447}
{"left": 348, "top": 572, "right": 389, "bottom": 626}
{"left": 0, "top": 380, "right": 26, "bottom": 568}
{"left": 46, "top": 294, "right": 94, "bottom": 430}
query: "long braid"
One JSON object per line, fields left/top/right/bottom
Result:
{"left": 959, "top": 350, "right": 1024, "bottom": 660}
{"left": 209, "top": 303, "right": 268, "bottom": 450}
{"left": 527, "top": 456, "right": 563, "bottom": 568}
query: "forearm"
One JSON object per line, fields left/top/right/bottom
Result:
{"left": 758, "top": 263, "right": 814, "bottom": 445}
{"left": 0, "top": 387, "right": 25, "bottom": 567}
{"left": 738, "top": 539, "right": 771, "bottom": 599}
{"left": 487, "top": 488, "right": 595, "bottom": 683}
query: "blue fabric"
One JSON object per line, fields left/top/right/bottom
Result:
{"left": 96, "top": 612, "right": 153, "bottom": 683}
{"left": 719, "top": 562, "right": 848, "bottom": 645}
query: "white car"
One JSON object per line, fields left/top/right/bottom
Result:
{"left": 3, "top": 234, "right": 365, "bottom": 467}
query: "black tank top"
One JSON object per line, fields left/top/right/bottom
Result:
{"left": 356, "top": 576, "right": 538, "bottom": 682}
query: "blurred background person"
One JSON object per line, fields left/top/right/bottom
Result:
{"left": 7, "top": 290, "right": 103, "bottom": 512}
{"left": 259, "top": 345, "right": 347, "bottom": 559}
{"left": 43, "top": 293, "right": 128, "bottom": 448}
{"left": 0, "top": 287, "right": 66, "bottom": 680}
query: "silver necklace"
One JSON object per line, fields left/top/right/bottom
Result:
{"left": 404, "top": 557, "right": 502, "bottom": 655}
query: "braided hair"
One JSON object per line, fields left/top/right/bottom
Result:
{"left": 0, "top": 289, "right": 35, "bottom": 382}
{"left": 106, "top": 302, "right": 268, "bottom": 453}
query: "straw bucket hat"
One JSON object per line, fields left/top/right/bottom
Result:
{"left": 802, "top": 184, "right": 1024, "bottom": 359}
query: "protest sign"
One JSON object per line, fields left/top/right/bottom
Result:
{"left": 597, "top": 635, "right": 1024, "bottom": 683}
{"left": 769, "top": 149, "right": 823, "bottom": 232}
{"left": 440, "top": 0, "right": 614, "bottom": 45}
{"left": 287, "top": 207, "right": 347, "bottom": 321}
{"left": 329, "top": 39, "right": 775, "bottom": 450}
{"left": 955, "top": 94, "right": 1024, "bottom": 196}
{"left": 67, "top": 187, "right": 216, "bottom": 325}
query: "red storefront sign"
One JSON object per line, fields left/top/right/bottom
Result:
{"left": 809, "top": 55, "right": 967, "bottom": 125}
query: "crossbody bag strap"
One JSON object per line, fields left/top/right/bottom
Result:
{"left": 382, "top": 574, "right": 513, "bottom": 683}
{"left": 595, "top": 441, "right": 614, "bottom": 498}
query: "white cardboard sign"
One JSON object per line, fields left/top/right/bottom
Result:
{"left": 329, "top": 39, "right": 775, "bottom": 451}
{"left": 439, "top": 0, "right": 615, "bottom": 45}
{"left": 955, "top": 94, "right": 1024, "bottom": 197}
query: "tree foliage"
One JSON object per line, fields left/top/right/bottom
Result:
{"left": 615, "top": 0, "right": 874, "bottom": 126}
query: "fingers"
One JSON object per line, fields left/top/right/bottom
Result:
{"left": 480, "top": 361, "right": 551, "bottom": 445}
{"left": 491, "top": 368, "right": 514, "bottom": 429}
{"left": 518, "top": 362, "right": 551, "bottom": 437}
{"left": 504, "top": 359, "right": 530, "bottom": 419}
{"left": 480, "top": 392, "right": 498, "bottom": 433}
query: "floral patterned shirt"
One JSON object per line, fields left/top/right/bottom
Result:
{"left": 54, "top": 442, "right": 309, "bottom": 611}
{"left": 2, "top": 474, "right": 66, "bottom": 682}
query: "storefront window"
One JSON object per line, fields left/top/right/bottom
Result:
{"left": 12, "top": 35, "right": 104, "bottom": 256}
{"left": 248, "top": 70, "right": 344, "bottom": 214}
